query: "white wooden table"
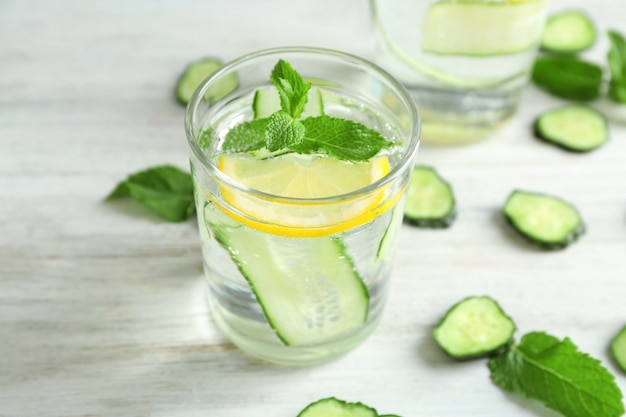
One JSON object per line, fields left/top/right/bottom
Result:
{"left": 2, "top": 1, "right": 625, "bottom": 416}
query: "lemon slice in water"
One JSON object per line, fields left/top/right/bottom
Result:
{"left": 215, "top": 153, "right": 394, "bottom": 238}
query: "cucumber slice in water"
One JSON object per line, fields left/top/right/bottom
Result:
{"left": 376, "top": 205, "right": 404, "bottom": 261}
{"left": 534, "top": 105, "right": 609, "bottom": 152}
{"left": 541, "top": 10, "right": 596, "bottom": 54}
{"left": 433, "top": 296, "right": 516, "bottom": 360}
{"left": 404, "top": 166, "right": 456, "bottom": 228}
{"left": 297, "top": 397, "right": 378, "bottom": 417}
{"left": 211, "top": 224, "right": 369, "bottom": 346}
{"left": 253, "top": 87, "right": 324, "bottom": 119}
{"left": 503, "top": 190, "right": 585, "bottom": 249}
{"left": 422, "top": 0, "right": 547, "bottom": 56}
{"left": 611, "top": 325, "right": 626, "bottom": 372}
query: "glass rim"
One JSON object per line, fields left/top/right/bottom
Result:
{"left": 185, "top": 46, "right": 420, "bottom": 204}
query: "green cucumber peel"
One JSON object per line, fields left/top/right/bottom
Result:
{"left": 296, "top": 397, "right": 402, "bottom": 417}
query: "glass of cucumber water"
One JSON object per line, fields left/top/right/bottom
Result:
{"left": 370, "top": 0, "right": 549, "bottom": 144}
{"left": 185, "top": 47, "right": 420, "bottom": 366}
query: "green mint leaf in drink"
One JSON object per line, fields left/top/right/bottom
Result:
{"left": 297, "top": 115, "right": 391, "bottom": 161}
{"left": 270, "top": 59, "right": 311, "bottom": 119}
{"left": 107, "top": 165, "right": 195, "bottom": 222}
{"left": 531, "top": 56, "right": 603, "bottom": 101}
{"left": 488, "top": 331, "right": 625, "bottom": 417}
{"left": 221, "top": 118, "right": 268, "bottom": 153}
{"left": 220, "top": 59, "right": 393, "bottom": 161}
{"left": 266, "top": 110, "right": 306, "bottom": 151}
{"left": 607, "top": 30, "right": 626, "bottom": 104}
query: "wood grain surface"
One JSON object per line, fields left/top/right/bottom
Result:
{"left": 2, "top": 1, "right": 625, "bottom": 416}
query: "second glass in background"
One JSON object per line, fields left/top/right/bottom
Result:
{"left": 371, "top": 0, "right": 549, "bottom": 144}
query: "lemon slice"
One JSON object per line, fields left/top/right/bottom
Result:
{"left": 214, "top": 153, "right": 395, "bottom": 238}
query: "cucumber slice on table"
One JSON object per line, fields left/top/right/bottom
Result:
{"left": 541, "top": 10, "right": 596, "bottom": 54}
{"left": 534, "top": 105, "right": 609, "bottom": 152}
{"left": 252, "top": 87, "right": 324, "bottom": 119}
{"left": 503, "top": 190, "right": 585, "bottom": 250}
{"left": 611, "top": 326, "right": 626, "bottom": 372}
{"left": 211, "top": 225, "right": 369, "bottom": 346}
{"left": 297, "top": 397, "right": 378, "bottom": 417}
{"left": 404, "top": 166, "right": 456, "bottom": 228}
{"left": 422, "top": 0, "right": 546, "bottom": 56}
{"left": 175, "top": 57, "right": 237, "bottom": 105}
{"left": 433, "top": 296, "right": 516, "bottom": 360}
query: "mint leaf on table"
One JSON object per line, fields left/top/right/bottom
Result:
{"left": 607, "top": 30, "right": 626, "bottom": 104}
{"left": 107, "top": 165, "right": 195, "bottom": 222}
{"left": 298, "top": 115, "right": 391, "bottom": 161}
{"left": 488, "top": 331, "right": 625, "bottom": 417}
{"left": 531, "top": 56, "right": 603, "bottom": 101}
{"left": 270, "top": 59, "right": 311, "bottom": 119}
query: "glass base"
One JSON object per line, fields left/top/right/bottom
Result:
{"left": 207, "top": 289, "right": 385, "bottom": 367}
{"left": 408, "top": 85, "right": 519, "bottom": 145}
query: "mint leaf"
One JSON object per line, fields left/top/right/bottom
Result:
{"left": 531, "top": 56, "right": 603, "bottom": 101}
{"left": 107, "top": 165, "right": 195, "bottom": 222}
{"left": 221, "top": 118, "right": 268, "bottom": 153}
{"left": 298, "top": 115, "right": 391, "bottom": 161}
{"left": 488, "top": 331, "right": 625, "bottom": 417}
{"left": 266, "top": 111, "right": 305, "bottom": 152}
{"left": 270, "top": 59, "right": 311, "bottom": 119}
{"left": 607, "top": 30, "right": 626, "bottom": 104}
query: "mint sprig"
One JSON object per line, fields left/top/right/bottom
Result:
{"left": 488, "top": 331, "right": 625, "bottom": 417}
{"left": 221, "top": 59, "right": 392, "bottom": 161}
{"left": 270, "top": 59, "right": 311, "bottom": 119}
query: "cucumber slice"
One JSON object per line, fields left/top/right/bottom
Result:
{"left": 433, "top": 296, "right": 516, "bottom": 360}
{"left": 404, "top": 166, "right": 456, "bottom": 228}
{"left": 541, "top": 10, "right": 596, "bottom": 54}
{"left": 297, "top": 397, "right": 377, "bottom": 417}
{"left": 252, "top": 87, "right": 324, "bottom": 119}
{"left": 534, "top": 105, "right": 609, "bottom": 152}
{"left": 376, "top": 205, "right": 404, "bottom": 261}
{"left": 422, "top": 0, "right": 546, "bottom": 56}
{"left": 211, "top": 225, "right": 369, "bottom": 346}
{"left": 611, "top": 325, "right": 626, "bottom": 372}
{"left": 531, "top": 56, "right": 603, "bottom": 101}
{"left": 503, "top": 190, "right": 585, "bottom": 250}
{"left": 175, "top": 57, "right": 238, "bottom": 105}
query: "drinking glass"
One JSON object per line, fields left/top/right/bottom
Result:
{"left": 371, "top": 0, "right": 549, "bottom": 144}
{"left": 185, "top": 47, "right": 420, "bottom": 366}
